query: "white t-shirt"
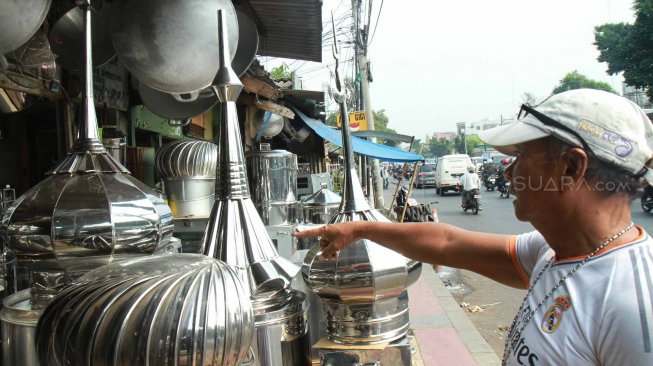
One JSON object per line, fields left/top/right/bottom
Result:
{"left": 504, "top": 227, "right": 653, "bottom": 366}
{"left": 459, "top": 172, "right": 480, "bottom": 191}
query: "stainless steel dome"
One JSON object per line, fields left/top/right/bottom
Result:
{"left": 0, "top": 3, "right": 173, "bottom": 303}
{"left": 301, "top": 28, "right": 422, "bottom": 344}
{"left": 35, "top": 254, "right": 254, "bottom": 366}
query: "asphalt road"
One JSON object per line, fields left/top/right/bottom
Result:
{"left": 386, "top": 180, "right": 653, "bottom": 357}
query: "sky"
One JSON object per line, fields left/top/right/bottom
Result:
{"left": 260, "top": 0, "right": 637, "bottom": 142}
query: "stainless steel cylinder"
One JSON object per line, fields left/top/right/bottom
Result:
{"left": 252, "top": 289, "right": 311, "bottom": 366}
{"left": 1, "top": 289, "right": 42, "bottom": 366}
{"left": 102, "top": 137, "right": 126, "bottom": 166}
{"left": 245, "top": 150, "right": 299, "bottom": 225}
{"left": 163, "top": 178, "right": 216, "bottom": 218}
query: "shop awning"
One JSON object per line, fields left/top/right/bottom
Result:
{"left": 292, "top": 107, "right": 425, "bottom": 162}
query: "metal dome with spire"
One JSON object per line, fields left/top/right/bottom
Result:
{"left": 0, "top": 1, "right": 173, "bottom": 301}
{"left": 301, "top": 16, "right": 422, "bottom": 345}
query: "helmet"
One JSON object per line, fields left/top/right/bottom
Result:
{"left": 501, "top": 158, "right": 510, "bottom": 165}
{"left": 467, "top": 166, "right": 475, "bottom": 173}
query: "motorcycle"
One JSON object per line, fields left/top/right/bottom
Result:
{"left": 394, "top": 185, "right": 436, "bottom": 222}
{"left": 642, "top": 185, "right": 653, "bottom": 213}
{"left": 483, "top": 174, "right": 497, "bottom": 191}
{"left": 497, "top": 180, "right": 510, "bottom": 198}
{"left": 462, "top": 188, "right": 481, "bottom": 215}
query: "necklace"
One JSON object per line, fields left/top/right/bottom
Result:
{"left": 501, "top": 222, "right": 635, "bottom": 366}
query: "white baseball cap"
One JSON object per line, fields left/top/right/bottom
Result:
{"left": 479, "top": 89, "right": 653, "bottom": 182}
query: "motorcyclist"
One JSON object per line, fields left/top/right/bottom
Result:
{"left": 482, "top": 161, "right": 497, "bottom": 187}
{"left": 495, "top": 158, "right": 511, "bottom": 191}
{"left": 459, "top": 165, "right": 480, "bottom": 208}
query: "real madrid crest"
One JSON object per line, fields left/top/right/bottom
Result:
{"left": 541, "top": 295, "right": 571, "bottom": 333}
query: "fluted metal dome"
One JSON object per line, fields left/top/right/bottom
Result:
{"left": 155, "top": 140, "right": 218, "bottom": 178}
{"left": 301, "top": 24, "right": 421, "bottom": 345}
{"left": 35, "top": 254, "right": 254, "bottom": 366}
{"left": 0, "top": 3, "right": 173, "bottom": 298}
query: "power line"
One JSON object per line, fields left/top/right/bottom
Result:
{"left": 367, "top": 0, "right": 384, "bottom": 47}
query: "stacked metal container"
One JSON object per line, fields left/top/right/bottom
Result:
{"left": 199, "top": 12, "right": 310, "bottom": 366}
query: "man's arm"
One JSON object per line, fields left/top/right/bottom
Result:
{"left": 294, "top": 221, "right": 527, "bottom": 289}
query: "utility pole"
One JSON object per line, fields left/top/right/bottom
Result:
{"left": 351, "top": 0, "right": 384, "bottom": 209}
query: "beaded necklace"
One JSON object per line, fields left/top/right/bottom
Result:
{"left": 502, "top": 222, "right": 635, "bottom": 365}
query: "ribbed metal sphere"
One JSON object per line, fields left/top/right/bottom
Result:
{"left": 155, "top": 140, "right": 218, "bottom": 179}
{"left": 35, "top": 254, "right": 254, "bottom": 366}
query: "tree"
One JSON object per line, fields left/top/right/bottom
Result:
{"left": 552, "top": 71, "right": 616, "bottom": 95}
{"left": 373, "top": 110, "right": 399, "bottom": 147}
{"left": 595, "top": 0, "right": 653, "bottom": 98}
{"left": 269, "top": 63, "right": 292, "bottom": 80}
{"left": 454, "top": 134, "right": 482, "bottom": 154}
{"left": 429, "top": 137, "right": 453, "bottom": 157}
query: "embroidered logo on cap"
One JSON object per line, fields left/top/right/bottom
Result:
{"left": 577, "top": 119, "right": 634, "bottom": 158}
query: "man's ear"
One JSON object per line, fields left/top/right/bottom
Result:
{"left": 561, "top": 147, "right": 589, "bottom": 183}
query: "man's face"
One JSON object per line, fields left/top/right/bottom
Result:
{"left": 505, "top": 138, "right": 562, "bottom": 222}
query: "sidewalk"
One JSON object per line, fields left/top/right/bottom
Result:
{"left": 408, "top": 265, "right": 501, "bottom": 366}
{"left": 381, "top": 184, "right": 501, "bottom": 365}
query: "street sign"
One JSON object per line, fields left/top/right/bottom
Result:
{"left": 336, "top": 111, "right": 367, "bottom": 131}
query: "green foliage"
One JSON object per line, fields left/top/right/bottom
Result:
{"left": 373, "top": 110, "right": 399, "bottom": 147}
{"left": 428, "top": 137, "right": 453, "bottom": 157}
{"left": 552, "top": 71, "right": 616, "bottom": 95}
{"left": 410, "top": 139, "right": 422, "bottom": 154}
{"left": 269, "top": 63, "right": 291, "bottom": 80}
{"left": 454, "top": 134, "right": 482, "bottom": 154}
{"left": 595, "top": 0, "right": 653, "bottom": 98}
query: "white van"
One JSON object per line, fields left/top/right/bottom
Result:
{"left": 434, "top": 154, "right": 474, "bottom": 196}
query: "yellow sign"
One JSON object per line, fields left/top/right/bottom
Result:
{"left": 336, "top": 111, "right": 367, "bottom": 131}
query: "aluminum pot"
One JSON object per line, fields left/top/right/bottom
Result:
{"left": 0, "top": 0, "right": 51, "bottom": 54}
{"left": 1, "top": 289, "right": 42, "bottom": 366}
{"left": 111, "top": 0, "right": 238, "bottom": 96}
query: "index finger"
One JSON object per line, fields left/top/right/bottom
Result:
{"left": 292, "top": 227, "right": 324, "bottom": 238}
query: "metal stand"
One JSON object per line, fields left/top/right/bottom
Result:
{"left": 317, "top": 336, "right": 413, "bottom": 366}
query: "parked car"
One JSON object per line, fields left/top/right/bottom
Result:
{"left": 414, "top": 163, "right": 436, "bottom": 188}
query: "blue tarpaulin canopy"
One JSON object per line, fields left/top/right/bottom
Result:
{"left": 292, "top": 108, "right": 425, "bottom": 162}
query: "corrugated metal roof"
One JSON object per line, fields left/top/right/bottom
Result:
{"left": 238, "top": 0, "right": 323, "bottom": 63}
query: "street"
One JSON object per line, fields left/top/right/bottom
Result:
{"left": 389, "top": 180, "right": 653, "bottom": 357}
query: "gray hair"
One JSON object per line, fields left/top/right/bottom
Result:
{"left": 546, "top": 137, "right": 643, "bottom": 198}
